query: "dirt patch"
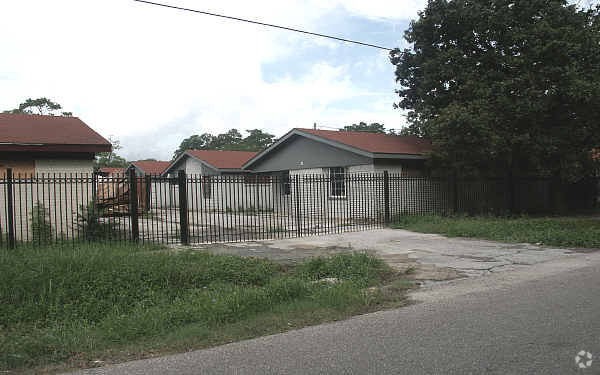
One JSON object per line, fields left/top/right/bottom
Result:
{"left": 182, "top": 228, "right": 582, "bottom": 283}
{"left": 189, "top": 243, "right": 368, "bottom": 265}
{"left": 187, "top": 242, "right": 464, "bottom": 282}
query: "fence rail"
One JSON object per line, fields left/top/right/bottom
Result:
{"left": 1, "top": 169, "right": 598, "bottom": 248}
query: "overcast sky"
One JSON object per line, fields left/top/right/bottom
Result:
{"left": 1, "top": 0, "right": 427, "bottom": 161}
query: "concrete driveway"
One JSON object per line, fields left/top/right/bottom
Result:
{"left": 190, "top": 229, "right": 584, "bottom": 281}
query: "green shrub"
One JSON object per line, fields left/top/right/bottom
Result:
{"left": 76, "top": 202, "right": 122, "bottom": 241}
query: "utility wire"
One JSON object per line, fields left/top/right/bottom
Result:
{"left": 133, "top": 0, "right": 394, "bottom": 51}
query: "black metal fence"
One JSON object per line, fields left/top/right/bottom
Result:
{"left": 1, "top": 168, "right": 598, "bottom": 248}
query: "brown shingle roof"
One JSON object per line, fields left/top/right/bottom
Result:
{"left": 131, "top": 160, "right": 171, "bottom": 175}
{"left": 0, "top": 113, "right": 111, "bottom": 152}
{"left": 297, "top": 128, "right": 432, "bottom": 155}
{"left": 187, "top": 150, "right": 258, "bottom": 169}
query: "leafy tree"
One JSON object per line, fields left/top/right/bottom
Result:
{"left": 173, "top": 129, "right": 275, "bottom": 159}
{"left": 211, "top": 129, "right": 244, "bottom": 150}
{"left": 2, "top": 108, "right": 23, "bottom": 114}
{"left": 95, "top": 136, "right": 128, "bottom": 169}
{"left": 173, "top": 133, "right": 216, "bottom": 159}
{"left": 390, "top": 0, "right": 600, "bottom": 181}
{"left": 3, "top": 98, "right": 74, "bottom": 116}
{"left": 341, "top": 122, "right": 387, "bottom": 133}
{"left": 239, "top": 129, "right": 276, "bottom": 151}
{"left": 3, "top": 97, "right": 68, "bottom": 115}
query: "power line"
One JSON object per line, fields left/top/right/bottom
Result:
{"left": 132, "top": 0, "right": 394, "bottom": 51}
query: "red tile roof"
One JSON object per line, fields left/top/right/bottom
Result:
{"left": 0, "top": 113, "right": 111, "bottom": 152}
{"left": 297, "top": 128, "right": 432, "bottom": 155}
{"left": 100, "top": 167, "right": 125, "bottom": 175}
{"left": 187, "top": 150, "right": 258, "bottom": 169}
{"left": 132, "top": 160, "right": 171, "bottom": 175}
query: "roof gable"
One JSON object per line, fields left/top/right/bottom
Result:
{"left": 187, "top": 150, "right": 258, "bottom": 169}
{"left": 131, "top": 160, "right": 171, "bottom": 175}
{"left": 162, "top": 150, "right": 259, "bottom": 176}
{"left": 0, "top": 114, "right": 111, "bottom": 153}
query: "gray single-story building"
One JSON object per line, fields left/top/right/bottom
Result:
{"left": 242, "top": 128, "right": 434, "bottom": 218}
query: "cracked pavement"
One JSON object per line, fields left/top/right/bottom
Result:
{"left": 186, "top": 229, "right": 591, "bottom": 282}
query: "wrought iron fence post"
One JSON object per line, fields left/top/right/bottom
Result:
{"left": 383, "top": 170, "right": 390, "bottom": 225}
{"left": 6, "top": 168, "right": 15, "bottom": 249}
{"left": 178, "top": 170, "right": 189, "bottom": 245}
{"left": 294, "top": 174, "right": 301, "bottom": 237}
{"left": 92, "top": 171, "right": 98, "bottom": 204}
{"left": 128, "top": 168, "right": 140, "bottom": 242}
{"left": 145, "top": 175, "right": 152, "bottom": 212}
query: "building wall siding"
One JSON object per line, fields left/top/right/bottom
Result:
{"left": 1, "top": 158, "right": 95, "bottom": 177}
{"left": 185, "top": 158, "right": 204, "bottom": 175}
{"left": 186, "top": 177, "right": 276, "bottom": 212}
{"left": 0, "top": 178, "right": 94, "bottom": 241}
{"left": 0, "top": 159, "right": 35, "bottom": 176}
{"left": 287, "top": 165, "right": 384, "bottom": 222}
{"left": 348, "top": 164, "right": 376, "bottom": 173}
{"left": 286, "top": 163, "right": 436, "bottom": 221}
{"left": 1, "top": 158, "right": 110, "bottom": 241}
{"left": 35, "top": 159, "right": 94, "bottom": 175}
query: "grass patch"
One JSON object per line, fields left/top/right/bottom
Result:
{"left": 392, "top": 215, "right": 600, "bottom": 248}
{"left": 1, "top": 243, "right": 411, "bottom": 373}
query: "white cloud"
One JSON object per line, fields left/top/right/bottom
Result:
{"left": 0, "top": 0, "right": 415, "bottom": 161}
{"left": 334, "top": 0, "right": 427, "bottom": 21}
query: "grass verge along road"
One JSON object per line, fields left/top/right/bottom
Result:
{"left": 1, "top": 242, "right": 412, "bottom": 374}
{"left": 392, "top": 215, "right": 600, "bottom": 248}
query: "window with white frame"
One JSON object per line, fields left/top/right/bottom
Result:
{"left": 328, "top": 167, "right": 346, "bottom": 197}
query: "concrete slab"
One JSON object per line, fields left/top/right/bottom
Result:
{"left": 186, "top": 229, "right": 590, "bottom": 281}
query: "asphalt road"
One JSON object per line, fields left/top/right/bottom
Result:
{"left": 71, "top": 252, "right": 600, "bottom": 375}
